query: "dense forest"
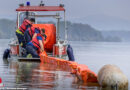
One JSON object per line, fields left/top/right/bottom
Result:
{"left": 102, "top": 31, "right": 130, "bottom": 42}
{"left": 59, "top": 21, "right": 104, "bottom": 41}
{"left": 0, "top": 19, "right": 123, "bottom": 42}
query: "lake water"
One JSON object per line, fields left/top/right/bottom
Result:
{"left": 0, "top": 39, "right": 130, "bottom": 90}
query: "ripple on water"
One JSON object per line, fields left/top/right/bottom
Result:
{"left": 2, "top": 40, "right": 130, "bottom": 89}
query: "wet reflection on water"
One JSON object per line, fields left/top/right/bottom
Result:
{"left": 2, "top": 60, "right": 99, "bottom": 90}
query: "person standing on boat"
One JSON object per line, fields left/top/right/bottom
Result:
{"left": 24, "top": 27, "right": 40, "bottom": 45}
{"left": 26, "top": 29, "right": 46, "bottom": 58}
{"left": 16, "top": 18, "right": 35, "bottom": 48}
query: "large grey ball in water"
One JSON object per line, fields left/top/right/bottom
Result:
{"left": 97, "top": 64, "right": 128, "bottom": 89}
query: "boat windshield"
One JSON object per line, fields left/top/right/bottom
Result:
{"left": 19, "top": 12, "right": 36, "bottom": 25}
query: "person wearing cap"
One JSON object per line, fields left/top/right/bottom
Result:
{"left": 16, "top": 18, "right": 35, "bottom": 48}
{"left": 26, "top": 28, "right": 46, "bottom": 58}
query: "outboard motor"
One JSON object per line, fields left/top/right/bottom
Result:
{"left": 67, "top": 44, "right": 75, "bottom": 61}
{"left": 3, "top": 49, "right": 10, "bottom": 59}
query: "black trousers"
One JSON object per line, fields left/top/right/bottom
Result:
{"left": 26, "top": 45, "right": 39, "bottom": 58}
{"left": 16, "top": 32, "right": 26, "bottom": 48}
{"left": 24, "top": 30, "right": 32, "bottom": 45}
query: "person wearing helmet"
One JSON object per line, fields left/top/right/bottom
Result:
{"left": 16, "top": 18, "right": 35, "bottom": 48}
{"left": 26, "top": 28, "right": 46, "bottom": 58}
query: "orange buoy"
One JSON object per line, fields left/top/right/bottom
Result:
{"left": 40, "top": 53, "right": 98, "bottom": 83}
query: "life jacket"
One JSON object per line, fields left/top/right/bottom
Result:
{"left": 31, "top": 33, "right": 44, "bottom": 50}
{"left": 28, "top": 27, "right": 35, "bottom": 38}
{"left": 28, "top": 27, "right": 40, "bottom": 38}
{"left": 19, "top": 19, "right": 32, "bottom": 33}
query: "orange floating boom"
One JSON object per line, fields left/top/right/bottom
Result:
{"left": 40, "top": 54, "right": 98, "bottom": 83}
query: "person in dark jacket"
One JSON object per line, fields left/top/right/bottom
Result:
{"left": 16, "top": 18, "right": 35, "bottom": 48}
{"left": 24, "top": 27, "right": 40, "bottom": 45}
{"left": 26, "top": 29, "right": 46, "bottom": 58}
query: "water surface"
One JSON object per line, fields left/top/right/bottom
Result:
{"left": 0, "top": 40, "right": 130, "bottom": 90}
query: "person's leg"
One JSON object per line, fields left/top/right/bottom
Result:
{"left": 24, "top": 30, "right": 32, "bottom": 44}
{"left": 26, "top": 45, "right": 39, "bottom": 58}
{"left": 16, "top": 32, "right": 22, "bottom": 44}
{"left": 16, "top": 32, "right": 26, "bottom": 48}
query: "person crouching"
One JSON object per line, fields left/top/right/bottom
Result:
{"left": 24, "top": 27, "right": 40, "bottom": 45}
{"left": 26, "top": 28, "right": 46, "bottom": 58}
{"left": 16, "top": 18, "right": 35, "bottom": 48}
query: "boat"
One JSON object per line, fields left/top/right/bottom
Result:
{"left": 8, "top": 1, "right": 67, "bottom": 61}
{"left": 4, "top": 1, "right": 98, "bottom": 83}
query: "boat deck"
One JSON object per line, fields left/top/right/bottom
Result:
{"left": 18, "top": 57, "right": 40, "bottom": 62}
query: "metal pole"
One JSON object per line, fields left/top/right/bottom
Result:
{"left": 17, "top": 12, "right": 20, "bottom": 28}
{"left": 56, "top": 13, "right": 60, "bottom": 43}
{"left": 57, "top": 18, "right": 60, "bottom": 41}
{"left": 33, "top": 12, "right": 37, "bottom": 24}
{"left": 64, "top": 11, "right": 67, "bottom": 43}
{"left": 17, "top": 12, "right": 22, "bottom": 56}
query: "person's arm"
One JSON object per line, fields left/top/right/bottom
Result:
{"left": 32, "top": 33, "right": 37, "bottom": 39}
{"left": 39, "top": 40, "right": 44, "bottom": 52}
{"left": 32, "top": 28, "right": 40, "bottom": 39}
